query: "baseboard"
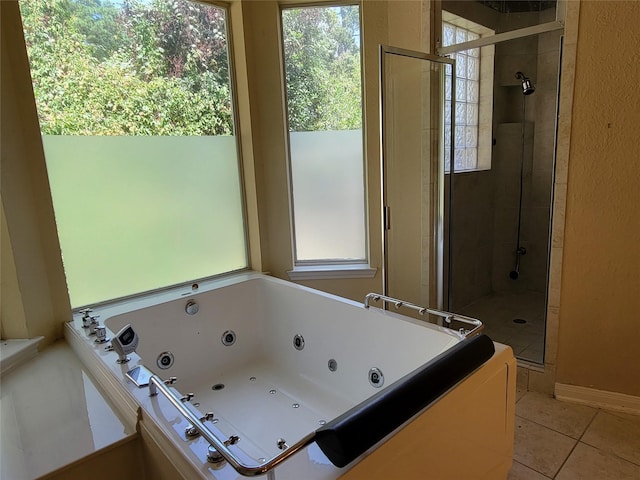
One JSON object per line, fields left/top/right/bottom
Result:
{"left": 555, "top": 383, "right": 640, "bottom": 415}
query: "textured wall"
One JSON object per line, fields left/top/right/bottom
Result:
{"left": 556, "top": 0, "right": 640, "bottom": 396}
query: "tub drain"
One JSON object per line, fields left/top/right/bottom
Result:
{"left": 212, "top": 383, "right": 225, "bottom": 391}
{"left": 513, "top": 318, "right": 527, "bottom": 324}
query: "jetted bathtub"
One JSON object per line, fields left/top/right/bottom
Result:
{"left": 66, "top": 273, "right": 516, "bottom": 480}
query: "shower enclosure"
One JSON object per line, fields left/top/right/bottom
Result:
{"left": 443, "top": 3, "right": 562, "bottom": 364}
{"left": 382, "top": 1, "right": 562, "bottom": 365}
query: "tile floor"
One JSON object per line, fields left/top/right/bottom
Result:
{"left": 509, "top": 389, "right": 640, "bottom": 479}
{"left": 458, "top": 291, "right": 546, "bottom": 364}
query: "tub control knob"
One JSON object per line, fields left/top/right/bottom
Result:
{"left": 185, "top": 424, "right": 200, "bottom": 439}
{"left": 207, "top": 445, "right": 225, "bottom": 465}
{"left": 94, "top": 326, "right": 109, "bottom": 343}
{"left": 80, "top": 308, "right": 93, "bottom": 328}
{"left": 88, "top": 316, "right": 100, "bottom": 336}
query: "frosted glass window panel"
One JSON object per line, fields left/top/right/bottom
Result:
{"left": 468, "top": 32, "right": 480, "bottom": 42}
{"left": 445, "top": 76, "right": 452, "bottom": 101}
{"left": 445, "top": 100, "right": 452, "bottom": 124}
{"left": 290, "top": 130, "right": 366, "bottom": 261}
{"left": 44, "top": 136, "right": 247, "bottom": 307}
{"left": 469, "top": 46, "right": 480, "bottom": 58}
{"left": 456, "top": 27, "right": 466, "bottom": 44}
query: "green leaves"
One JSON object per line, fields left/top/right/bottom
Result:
{"left": 20, "top": 0, "right": 233, "bottom": 136}
{"left": 282, "top": 6, "right": 362, "bottom": 132}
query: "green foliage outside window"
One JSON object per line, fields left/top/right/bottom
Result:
{"left": 20, "top": 0, "right": 232, "bottom": 136}
{"left": 282, "top": 6, "right": 362, "bottom": 132}
{"left": 20, "top": 0, "right": 362, "bottom": 137}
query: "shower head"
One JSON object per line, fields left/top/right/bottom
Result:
{"left": 515, "top": 71, "right": 535, "bottom": 95}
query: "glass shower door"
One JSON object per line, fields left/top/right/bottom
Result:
{"left": 381, "top": 47, "right": 455, "bottom": 315}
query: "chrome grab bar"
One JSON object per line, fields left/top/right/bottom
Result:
{"left": 148, "top": 374, "right": 316, "bottom": 477}
{"left": 363, "top": 293, "right": 484, "bottom": 339}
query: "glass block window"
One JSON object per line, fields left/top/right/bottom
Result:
{"left": 444, "top": 22, "right": 480, "bottom": 172}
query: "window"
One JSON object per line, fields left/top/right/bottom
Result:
{"left": 281, "top": 5, "right": 367, "bottom": 265}
{"left": 20, "top": 0, "right": 247, "bottom": 307}
{"left": 443, "top": 15, "right": 494, "bottom": 172}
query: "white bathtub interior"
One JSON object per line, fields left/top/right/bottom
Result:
{"left": 104, "top": 276, "right": 462, "bottom": 466}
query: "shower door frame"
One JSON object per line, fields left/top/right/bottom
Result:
{"left": 380, "top": 45, "right": 455, "bottom": 311}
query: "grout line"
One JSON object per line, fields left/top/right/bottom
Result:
{"left": 552, "top": 408, "right": 601, "bottom": 478}
{"left": 512, "top": 460, "right": 553, "bottom": 479}
{"left": 578, "top": 409, "right": 640, "bottom": 469}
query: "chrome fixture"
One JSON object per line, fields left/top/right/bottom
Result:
{"left": 515, "top": 71, "right": 535, "bottom": 95}
{"left": 207, "top": 445, "right": 225, "bottom": 464}
{"left": 363, "top": 293, "right": 484, "bottom": 338}
{"left": 147, "top": 374, "right": 315, "bottom": 476}
{"left": 88, "top": 315, "right": 100, "bottom": 336}
{"left": 511, "top": 71, "right": 536, "bottom": 280}
{"left": 148, "top": 375, "right": 177, "bottom": 396}
{"left": 110, "top": 324, "right": 139, "bottom": 364}
{"left": 125, "top": 365, "right": 154, "bottom": 388}
{"left": 79, "top": 308, "right": 93, "bottom": 328}
{"left": 94, "top": 325, "right": 109, "bottom": 344}
{"left": 277, "top": 438, "right": 289, "bottom": 450}
{"left": 180, "top": 392, "right": 195, "bottom": 403}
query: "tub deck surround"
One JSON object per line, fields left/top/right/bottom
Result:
{"left": 0, "top": 341, "right": 135, "bottom": 480}
{"left": 65, "top": 273, "right": 516, "bottom": 479}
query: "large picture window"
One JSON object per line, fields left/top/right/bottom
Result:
{"left": 20, "top": 0, "right": 247, "bottom": 307}
{"left": 281, "top": 4, "right": 367, "bottom": 264}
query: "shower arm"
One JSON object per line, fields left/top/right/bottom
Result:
{"left": 363, "top": 293, "right": 484, "bottom": 339}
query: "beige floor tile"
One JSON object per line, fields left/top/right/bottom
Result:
{"left": 581, "top": 410, "right": 640, "bottom": 466}
{"left": 516, "top": 386, "right": 527, "bottom": 403}
{"left": 513, "top": 416, "right": 577, "bottom": 478}
{"left": 556, "top": 442, "right": 640, "bottom": 480}
{"left": 516, "top": 392, "right": 598, "bottom": 439}
{"left": 508, "top": 460, "right": 551, "bottom": 480}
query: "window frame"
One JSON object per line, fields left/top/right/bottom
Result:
{"left": 19, "top": 0, "right": 251, "bottom": 309}
{"left": 279, "top": 2, "right": 372, "bottom": 276}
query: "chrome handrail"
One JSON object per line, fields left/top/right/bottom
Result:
{"left": 148, "top": 375, "right": 316, "bottom": 477}
{"left": 363, "top": 293, "right": 484, "bottom": 339}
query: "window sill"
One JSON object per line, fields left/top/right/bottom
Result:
{"left": 287, "top": 264, "right": 377, "bottom": 281}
